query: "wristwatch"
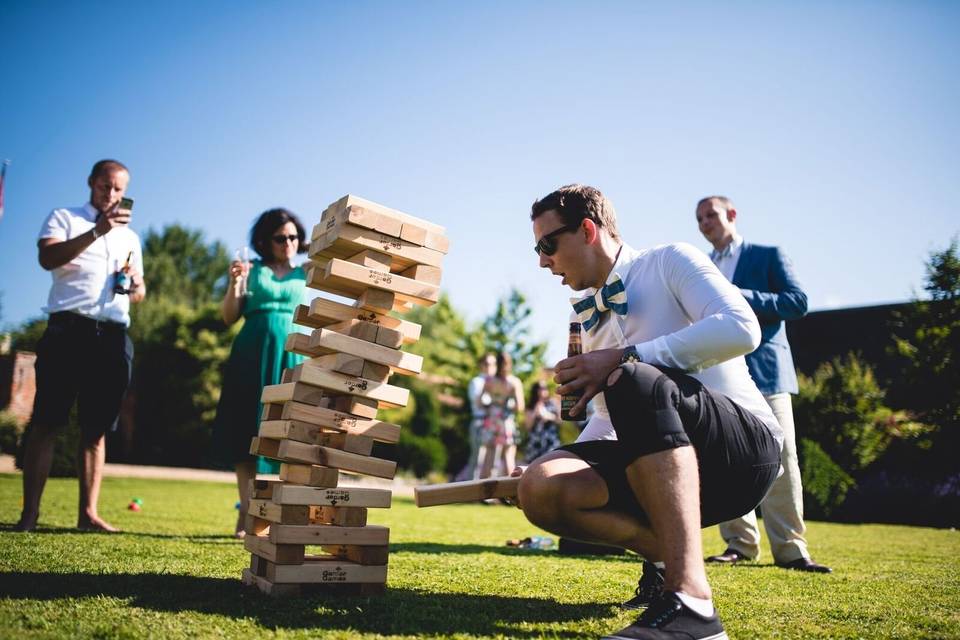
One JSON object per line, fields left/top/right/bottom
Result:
{"left": 620, "top": 345, "right": 642, "bottom": 365}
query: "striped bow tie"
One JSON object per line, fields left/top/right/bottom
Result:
{"left": 571, "top": 274, "right": 629, "bottom": 333}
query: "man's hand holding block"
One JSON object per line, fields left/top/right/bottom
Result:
{"left": 414, "top": 476, "right": 520, "bottom": 507}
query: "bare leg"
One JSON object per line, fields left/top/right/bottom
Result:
{"left": 235, "top": 460, "right": 256, "bottom": 538}
{"left": 475, "top": 442, "right": 494, "bottom": 480}
{"left": 502, "top": 444, "right": 516, "bottom": 479}
{"left": 626, "top": 446, "right": 709, "bottom": 599}
{"left": 15, "top": 423, "right": 58, "bottom": 531}
{"left": 77, "top": 433, "right": 118, "bottom": 532}
{"left": 519, "top": 451, "right": 662, "bottom": 560}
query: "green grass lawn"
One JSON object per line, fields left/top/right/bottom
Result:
{"left": 0, "top": 473, "right": 958, "bottom": 639}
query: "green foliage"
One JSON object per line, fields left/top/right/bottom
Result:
{"left": 479, "top": 288, "right": 548, "bottom": 385}
{"left": 0, "top": 410, "right": 22, "bottom": 456}
{"left": 139, "top": 225, "right": 230, "bottom": 305}
{"left": 795, "top": 353, "right": 927, "bottom": 474}
{"left": 8, "top": 317, "right": 47, "bottom": 352}
{"left": 798, "top": 437, "right": 855, "bottom": 518}
{"left": 891, "top": 238, "right": 960, "bottom": 477}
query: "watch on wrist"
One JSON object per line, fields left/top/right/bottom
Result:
{"left": 620, "top": 345, "right": 642, "bottom": 365}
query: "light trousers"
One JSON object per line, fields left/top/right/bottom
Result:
{"left": 717, "top": 392, "right": 809, "bottom": 563}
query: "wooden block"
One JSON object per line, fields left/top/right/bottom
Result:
{"left": 276, "top": 439, "right": 397, "bottom": 479}
{"left": 266, "top": 556, "right": 388, "bottom": 585}
{"left": 245, "top": 514, "right": 271, "bottom": 537}
{"left": 271, "top": 485, "right": 392, "bottom": 508}
{"left": 355, "top": 289, "right": 399, "bottom": 314}
{"left": 248, "top": 498, "right": 310, "bottom": 525}
{"left": 269, "top": 523, "right": 390, "bottom": 546}
{"left": 399, "top": 223, "right": 450, "bottom": 254}
{"left": 319, "top": 202, "right": 404, "bottom": 239}
{"left": 399, "top": 264, "right": 443, "bottom": 286}
{"left": 250, "top": 553, "right": 270, "bottom": 577}
{"left": 261, "top": 382, "right": 327, "bottom": 407}
{"left": 309, "top": 224, "right": 444, "bottom": 271}
{"left": 323, "top": 194, "right": 445, "bottom": 236}
{"left": 293, "top": 304, "right": 324, "bottom": 329}
{"left": 279, "top": 463, "right": 339, "bottom": 487}
{"left": 374, "top": 325, "right": 404, "bottom": 349}
{"left": 347, "top": 249, "right": 393, "bottom": 272}
{"left": 261, "top": 403, "right": 283, "bottom": 421}
{"left": 311, "top": 352, "right": 364, "bottom": 377}
{"left": 244, "top": 534, "right": 305, "bottom": 564}
{"left": 250, "top": 479, "right": 277, "bottom": 499}
{"left": 314, "top": 431, "right": 374, "bottom": 456}
{"left": 327, "top": 318, "right": 380, "bottom": 344}
{"left": 361, "top": 360, "right": 391, "bottom": 383}
{"left": 250, "top": 437, "right": 282, "bottom": 460}
{"left": 242, "top": 568, "right": 302, "bottom": 597}
{"left": 308, "top": 258, "right": 439, "bottom": 307}
{"left": 299, "top": 299, "right": 422, "bottom": 345}
{"left": 259, "top": 419, "right": 325, "bottom": 444}
{"left": 285, "top": 332, "right": 320, "bottom": 357}
{"left": 330, "top": 395, "right": 380, "bottom": 419}
{"left": 414, "top": 476, "right": 521, "bottom": 507}
{"left": 293, "top": 362, "right": 410, "bottom": 408}
{"left": 308, "top": 328, "right": 423, "bottom": 376}
{"left": 281, "top": 368, "right": 295, "bottom": 383}
{"left": 311, "top": 506, "right": 368, "bottom": 527}
{"left": 279, "top": 401, "right": 400, "bottom": 443}
{"left": 321, "top": 544, "right": 390, "bottom": 566}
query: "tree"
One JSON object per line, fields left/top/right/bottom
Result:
{"left": 479, "top": 288, "right": 548, "bottom": 386}
{"left": 138, "top": 224, "right": 230, "bottom": 307}
{"left": 891, "top": 238, "right": 960, "bottom": 477}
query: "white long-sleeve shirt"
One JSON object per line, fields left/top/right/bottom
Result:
{"left": 574, "top": 242, "right": 782, "bottom": 448}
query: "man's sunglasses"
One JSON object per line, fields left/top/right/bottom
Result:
{"left": 272, "top": 234, "right": 299, "bottom": 244}
{"left": 534, "top": 223, "right": 579, "bottom": 256}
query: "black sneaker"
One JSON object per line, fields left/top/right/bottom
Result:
{"left": 621, "top": 561, "right": 665, "bottom": 610}
{"left": 603, "top": 592, "right": 728, "bottom": 639}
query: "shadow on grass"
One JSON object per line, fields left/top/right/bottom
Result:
{"left": 392, "top": 541, "right": 638, "bottom": 563}
{"left": 0, "top": 571, "right": 610, "bottom": 638}
{"left": 0, "top": 522, "right": 240, "bottom": 541}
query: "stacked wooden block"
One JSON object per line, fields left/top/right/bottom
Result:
{"left": 241, "top": 194, "right": 448, "bottom": 597}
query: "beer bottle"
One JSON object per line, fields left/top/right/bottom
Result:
{"left": 560, "top": 321, "right": 583, "bottom": 421}
{"left": 113, "top": 250, "right": 134, "bottom": 295}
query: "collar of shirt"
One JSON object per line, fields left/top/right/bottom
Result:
{"left": 580, "top": 243, "right": 641, "bottom": 299}
{"left": 81, "top": 202, "right": 99, "bottom": 222}
{"left": 710, "top": 233, "right": 743, "bottom": 262}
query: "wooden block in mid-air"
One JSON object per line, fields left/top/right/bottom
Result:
{"left": 414, "top": 476, "right": 521, "bottom": 507}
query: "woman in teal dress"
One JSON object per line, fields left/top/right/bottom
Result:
{"left": 211, "top": 207, "right": 308, "bottom": 537}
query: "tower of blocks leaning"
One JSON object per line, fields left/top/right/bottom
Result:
{"left": 240, "top": 194, "right": 448, "bottom": 597}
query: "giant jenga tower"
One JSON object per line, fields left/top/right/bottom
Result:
{"left": 241, "top": 194, "right": 448, "bottom": 597}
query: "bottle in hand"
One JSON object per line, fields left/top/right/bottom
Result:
{"left": 113, "top": 251, "right": 134, "bottom": 295}
{"left": 560, "top": 321, "right": 583, "bottom": 421}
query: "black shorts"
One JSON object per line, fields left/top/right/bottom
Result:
{"left": 559, "top": 363, "right": 781, "bottom": 527}
{"left": 30, "top": 312, "right": 134, "bottom": 439}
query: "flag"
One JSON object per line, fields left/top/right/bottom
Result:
{"left": 0, "top": 161, "right": 7, "bottom": 221}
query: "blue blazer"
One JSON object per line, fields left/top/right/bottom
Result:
{"left": 731, "top": 243, "right": 808, "bottom": 395}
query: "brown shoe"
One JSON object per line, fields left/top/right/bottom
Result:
{"left": 777, "top": 557, "right": 832, "bottom": 573}
{"left": 705, "top": 548, "right": 752, "bottom": 563}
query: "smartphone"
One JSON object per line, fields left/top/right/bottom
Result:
{"left": 119, "top": 197, "right": 134, "bottom": 212}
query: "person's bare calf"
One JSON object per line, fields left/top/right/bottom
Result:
{"left": 77, "top": 433, "right": 118, "bottom": 532}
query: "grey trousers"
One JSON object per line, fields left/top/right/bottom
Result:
{"left": 717, "top": 392, "right": 809, "bottom": 563}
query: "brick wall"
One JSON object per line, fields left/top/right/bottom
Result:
{"left": 0, "top": 351, "right": 37, "bottom": 425}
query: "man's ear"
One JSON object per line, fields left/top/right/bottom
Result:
{"left": 582, "top": 219, "right": 599, "bottom": 244}
{"left": 727, "top": 208, "right": 737, "bottom": 223}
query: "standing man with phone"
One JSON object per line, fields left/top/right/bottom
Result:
{"left": 695, "top": 195, "right": 830, "bottom": 573}
{"left": 15, "top": 159, "right": 146, "bottom": 532}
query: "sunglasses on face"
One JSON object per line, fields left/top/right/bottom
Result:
{"left": 271, "top": 234, "right": 299, "bottom": 244}
{"left": 534, "top": 223, "right": 580, "bottom": 256}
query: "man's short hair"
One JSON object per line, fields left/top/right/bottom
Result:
{"left": 530, "top": 184, "right": 620, "bottom": 242}
{"left": 88, "top": 159, "right": 129, "bottom": 182}
{"left": 696, "top": 195, "right": 735, "bottom": 211}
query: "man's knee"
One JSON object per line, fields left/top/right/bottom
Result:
{"left": 604, "top": 363, "right": 699, "bottom": 458}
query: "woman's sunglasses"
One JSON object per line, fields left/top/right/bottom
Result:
{"left": 272, "top": 234, "right": 300, "bottom": 244}
{"left": 534, "top": 223, "right": 579, "bottom": 256}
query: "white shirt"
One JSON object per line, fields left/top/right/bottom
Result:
{"left": 38, "top": 203, "right": 143, "bottom": 326}
{"left": 467, "top": 374, "right": 488, "bottom": 418}
{"left": 573, "top": 242, "right": 782, "bottom": 448}
{"left": 709, "top": 233, "right": 744, "bottom": 281}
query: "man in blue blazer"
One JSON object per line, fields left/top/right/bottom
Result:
{"left": 695, "top": 195, "right": 831, "bottom": 573}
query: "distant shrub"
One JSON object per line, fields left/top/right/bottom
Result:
{"left": 0, "top": 411, "right": 22, "bottom": 456}
{"left": 798, "top": 437, "right": 855, "bottom": 518}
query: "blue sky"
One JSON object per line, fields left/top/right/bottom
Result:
{"left": 1, "top": 1, "right": 958, "bottom": 362}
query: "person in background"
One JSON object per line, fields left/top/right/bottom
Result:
{"left": 210, "top": 208, "right": 308, "bottom": 538}
{"left": 696, "top": 195, "right": 830, "bottom": 573}
{"left": 16, "top": 159, "right": 145, "bottom": 532}
{"left": 524, "top": 381, "right": 561, "bottom": 462}
{"left": 475, "top": 352, "right": 525, "bottom": 480}
{"left": 455, "top": 353, "right": 497, "bottom": 481}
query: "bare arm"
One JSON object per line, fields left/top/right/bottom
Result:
{"left": 38, "top": 206, "right": 130, "bottom": 270}
{"left": 221, "top": 259, "right": 246, "bottom": 325}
